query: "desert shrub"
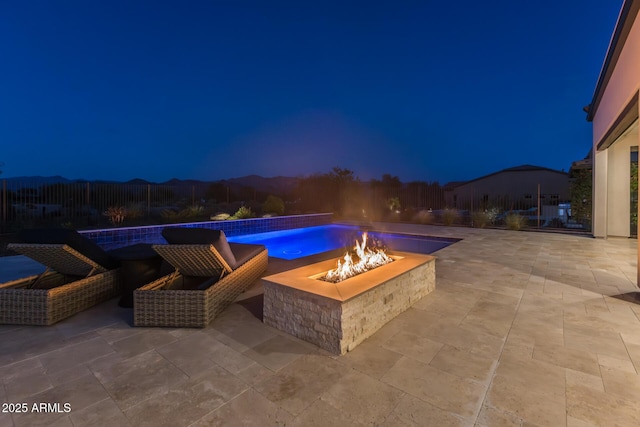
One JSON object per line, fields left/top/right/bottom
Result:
{"left": 386, "top": 197, "right": 401, "bottom": 212}
{"left": 103, "top": 206, "right": 126, "bottom": 225}
{"left": 442, "top": 208, "right": 460, "bottom": 226}
{"left": 471, "top": 211, "right": 489, "bottom": 228}
{"left": 161, "top": 205, "right": 204, "bottom": 222}
{"left": 160, "top": 209, "right": 184, "bottom": 222}
{"left": 184, "top": 205, "right": 204, "bottom": 217}
{"left": 262, "top": 195, "right": 285, "bottom": 216}
{"left": 231, "top": 206, "right": 253, "bottom": 219}
{"left": 124, "top": 203, "right": 144, "bottom": 220}
{"left": 505, "top": 213, "right": 527, "bottom": 230}
{"left": 485, "top": 207, "right": 499, "bottom": 225}
{"left": 414, "top": 210, "right": 434, "bottom": 225}
{"left": 210, "top": 213, "right": 230, "bottom": 221}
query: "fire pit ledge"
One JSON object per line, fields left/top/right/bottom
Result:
{"left": 262, "top": 251, "right": 435, "bottom": 355}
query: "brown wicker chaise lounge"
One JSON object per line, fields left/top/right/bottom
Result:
{"left": 0, "top": 229, "right": 122, "bottom": 326}
{"left": 133, "top": 227, "right": 268, "bottom": 328}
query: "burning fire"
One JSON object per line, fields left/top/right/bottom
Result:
{"left": 321, "top": 232, "right": 393, "bottom": 283}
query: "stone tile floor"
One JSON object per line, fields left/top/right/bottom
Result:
{"left": 0, "top": 223, "right": 639, "bottom": 426}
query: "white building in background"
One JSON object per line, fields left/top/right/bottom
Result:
{"left": 586, "top": 0, "right": 639, "bottom": 239}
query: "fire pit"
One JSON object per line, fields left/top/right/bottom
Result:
{"left": 263, "top": 234, "right": 436, "bottom": 355}
{"left": 320, "top": 232, "right": 394, "bottom": 283}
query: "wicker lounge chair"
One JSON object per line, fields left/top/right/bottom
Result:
{"left": 0, "top": 229, "right": 122, "bottom": 325}
{"left": 134, "top": 227, "right": 268, "bottom": 328}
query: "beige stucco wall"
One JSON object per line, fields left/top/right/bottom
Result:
{"left": 591, "top": 6, "right": 640, "bottom": 239}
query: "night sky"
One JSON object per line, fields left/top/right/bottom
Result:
{"left": 0, "top": 1, "right": 623, "bottom": 184}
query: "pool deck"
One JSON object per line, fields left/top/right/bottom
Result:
{"left": 1, "top": 223, "right": 639, "bottom": 426}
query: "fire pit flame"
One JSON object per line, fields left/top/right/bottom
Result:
{"left": 321, "top": 232, "right": 394, "bottom": 283}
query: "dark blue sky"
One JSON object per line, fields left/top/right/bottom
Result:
{"left": 0, "top": 0, "right": 622, "bottom": 184}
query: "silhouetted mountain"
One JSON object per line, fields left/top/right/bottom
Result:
{"left": 0, "top": 176, "right": 99, "bottom": 188}
{"left": 3, "top": 176, "right": 71, "bottom": 185}
{"left": 2, "top": 175, "right": 300, "bottom": 198}
{"left": 124, "top": 178, "right": 151, "bottom": 185}
{"left": 156, "top": 175, "right": 300, "bottom": 200}
{"left": 161, "top": 178, "right": 211, "bottom": 186}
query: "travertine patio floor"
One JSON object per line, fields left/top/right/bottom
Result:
{"left": 1, "top": 224, "right": 638, "bottom": 426}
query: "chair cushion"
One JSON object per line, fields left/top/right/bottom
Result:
{"left": 229, "top": 243, "right": 266, "bottom": 268}
{"left": 162, "top": 227, "right": 237, "bottom": 269}
{"left": 17, "top": 228, "right": 118, "bottom": 270}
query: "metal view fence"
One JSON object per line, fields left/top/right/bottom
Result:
{"left": 0, "top": 179, "right": 589, "bottom": 233}
{"left": 0, "top": 180, "right": 212, "bottom": 232}
{"left": 293, "top": 181, "right": 586, "bottom": 231}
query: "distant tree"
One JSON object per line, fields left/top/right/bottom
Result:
{"left": 569, "top": 168, "right": 592, "bottom": 230}
{"left": 329, "top": 167, "right": 360, "bottom": 217}
{"left": 294, "top": 167, "right": 359, "bottom": 216}
{"left": 367, "top": 174, "right": 402, "bottom": 217}
{"left": 262, "top": 195, "right": 285, "bottom": 215}
{"left": 381, "top": 174, "right": 402, "bottom": 190}
{"left": 205, "top": 182, "right": 228, "bottom": 203}
{"left": 370, "top": 174, "right": 401, "bottom": 194}
{"left": 370, "top": 174, "right": 401, "bottom": 191}
{"left": 329, "top": 167, "right": 355, "bottom": 184}
{"left": 294, "top": 174, "right": 328, "bottom": 212}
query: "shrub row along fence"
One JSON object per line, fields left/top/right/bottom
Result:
{"left": 294, "top": 180, "right": 588, "bottom": 232}
{"left": 0, "top": 178, "right": 591, "bottom": 235}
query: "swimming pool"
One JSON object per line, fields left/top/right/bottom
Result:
{"left": 226, "top": 224, "right": 459, "bottom": 260}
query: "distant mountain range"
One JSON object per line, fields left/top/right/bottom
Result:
{"left": 1, "top": 175, "right": 301, "bottom": 197}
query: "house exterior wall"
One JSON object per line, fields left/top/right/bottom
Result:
{"left": 592, "top": 14, "right": 640, "bottom": 145}
{"left": 445, "top": 170, "right": 569, "bottom": 208}
{"left": 591, "top": 3, "right": 640, "bottom": 238}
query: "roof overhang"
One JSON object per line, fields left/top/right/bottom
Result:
{"left": 586, "top": 0, "right": 639, "bottom": 122}
{"left": 595, "top": 92, "right": 639, "bottom": 150}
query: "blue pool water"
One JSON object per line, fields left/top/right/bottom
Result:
{"left": 227, "top": 224, "right": 459, "bottom": 260}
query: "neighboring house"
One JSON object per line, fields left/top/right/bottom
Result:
{"left": 585, "top": 0, "right": 639, "bottom": 239}
{"left": 444, "top": 164, "right": 569, "bottom": 212}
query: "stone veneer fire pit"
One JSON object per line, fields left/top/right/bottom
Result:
{"left": 262, "top": 252, "right": 436, "bottom": 355}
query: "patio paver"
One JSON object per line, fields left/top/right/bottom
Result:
{"left": 0, "top": 224, "right": 638, "bottom": 426}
